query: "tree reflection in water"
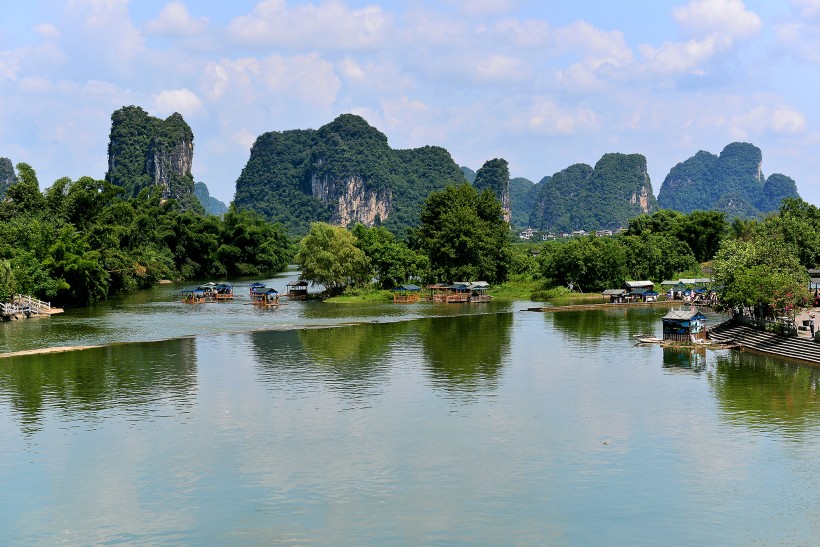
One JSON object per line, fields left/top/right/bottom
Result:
{"left": 417, "top": 312, "right": 513, "bottom": 394}
{"left": 709, "top": 351, "right": 820, "bottom": 433}
{"left": 249, "top": 322, "right": 410, "bottom": 397}
{"left": 550, "top": 307, "right": 660, "bottom": 345}
{"left": 0, "top": 338, "right": 198, "bottom": 434}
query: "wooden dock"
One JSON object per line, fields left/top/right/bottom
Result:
{"left": 525, "top": 300, "right": 698, "bottom": 313}
{"left": 2, "top": 295, "right": 63, "bottom": 320}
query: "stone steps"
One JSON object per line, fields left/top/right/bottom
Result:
{"left": 709, "top": 321, "right": 820, "bottom": 365}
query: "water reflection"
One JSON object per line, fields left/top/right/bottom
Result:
{"left": 550, "top": 308, "right": 660, "bottom": 344}
{"left": 662, "top": 346, "right": 707, "bottom": 373}
{"left": 249, "top": 323, "right": 410, "bottom": 397}
{"left": 710, "top": 351, "right": 820, "bottom": 432}
{"left": 0, "top": 338, "right": 197, "bottom": 433}
{"left": 417, "top": 312, "right": 512, "bottom": 394}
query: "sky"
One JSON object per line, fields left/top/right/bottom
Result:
{"left": 1, "top": 0, "right": 819, "bottom": 206}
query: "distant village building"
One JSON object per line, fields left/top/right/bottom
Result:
{"left": 519, "top": 227, "right": 536, "bottom": 240}
{"left": 595, "top": 230, "right": 613, "bottom": 237}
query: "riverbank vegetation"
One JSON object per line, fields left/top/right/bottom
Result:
{"left": 3, "top": 156, "right": 818, "bottom": 314}
{"left": 0, "top": 163, "right": 292, "bottom": 307}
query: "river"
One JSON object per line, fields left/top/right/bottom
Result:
{"left": 1, "top": 272, "right": 820, "bottom": 544}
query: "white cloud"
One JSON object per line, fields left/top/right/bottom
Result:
{"left": 227, "top": 0, "right": 388, "bottom": 50}
{"left": 639, "top": 35, "right": 724, "bottom": 76}
{"left": 203, "top": 53, "right": 340, "bottom": 107}
{"left": 145, "top": 2, "right": 208, "bottom": 37}
{"left": 444, "top": 0, "right": 519, "bottom": 18}
{"left": 791, "top": 0, "right": 820, "bottom": 18}
{"left": 507, "top": 98, "right": 599, "bottom": 136}
{"left": 63, "top": 0, "right": 146, "bottom": 67}
{"left": 35, "top": 23, "right": 60, "bottom": 40}
{"left": 19, "top": 76, "right": 51, "bottom": 92}
{"left": 154, "top": 88, "right": 203, "bottom": 117}
{"left": 769, "top": 107, "right": 808, "bottom": 135}
{"left": 673, "top": 0, "right": 761, "bottom": 39}
{"left": 475, "top": 54, "right": 532, "bottom": 83}
{"left": 774, "top": 7, "right": 820, "bottom": 63}
{"left": 339, "top": 57, "right": 366, "bottom": 81}
{"left": 231, "top": 128, "right": 257, "bottom": 150}
{"left": 492, "top": 18, "right": 552, "bottom": 49}
{"left": 555, "top": 22, "right": 633, "bottom": 69}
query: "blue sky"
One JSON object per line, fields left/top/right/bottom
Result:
{"left": 1, "top": 0, "right": 819, "bottom": 206}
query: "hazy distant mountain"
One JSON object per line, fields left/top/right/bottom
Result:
{"left": 193, "top": 182, "right": 228, "bottom": 216}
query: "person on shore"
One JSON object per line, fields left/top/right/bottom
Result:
{"left": 811, "top": 315, "right": 815, "bottom": 338}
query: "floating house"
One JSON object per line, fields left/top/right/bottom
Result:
{"left": 468, "top": 282, "right": 492, "bottom": 303}
{"left": 249, "top": 282, "right": 266, "bottom": 295}
{"left": 602, "top": 288, "right": 627, "bottom": 303}
{"left": 181, "top": 288, "right": 207, "bottom": 303}
{"left": 445, "top": 283, "right": 471, "bottom": 303}
{"left": 251, "top": 287, "right": 280, "bottom": 306}
{"left": 213, "top": 283, "right": 234, "bottom": 300}
{"left": 286, "top": 281, "right": 309, "bottom": 300}
{"left": 425, "top": 283, "right": 450, "bottom": 302}
{"left": 393, "top": 284, "right": 421, "bottom": 303}
{"left": 662, "top": 310, "right": 707, "bottom": 342}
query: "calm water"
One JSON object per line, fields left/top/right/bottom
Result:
{"left": 2, "top": 282, "right": 820, "bottom": 545}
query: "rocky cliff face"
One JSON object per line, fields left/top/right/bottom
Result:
{"left": 311, "top": 173, "right": 391, "bottom": 226}
{"left": 106, "top": 107, "right": 196, "bottom": 206}
{"left": 233, "top": 114, "right": 465, "bottom": 235}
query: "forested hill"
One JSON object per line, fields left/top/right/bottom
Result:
{"left": 234, "top": 114, "right": 467, "bottom": 236}
{"left": 105, "top": 106, "right": 199, "bottom": 210}
{"left": 657, "top": 142, "right": 801, "bottom": 218}
{"left": 528, "top": 153, "right": 658, "bottom": 231}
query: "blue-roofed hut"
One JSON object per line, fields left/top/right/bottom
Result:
{"left": 249, "top": 282, "right": 266, "bottom": 296}
{"left": 213, "top": 283, "right": 234, "bottom": 300}
{"left": 252, "top": 287, "right": 280, "bottom": 306}
{"left": 662, "top": 310, "right": 707, "bottom": 342}
{"left": 181, "top": 288, "right": 206, "bottom": 303}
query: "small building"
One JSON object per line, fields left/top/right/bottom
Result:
{"left": 286, "top": 281, "right": 309, "bottom": 300}
{"left": 602, "top": 288, "right": 626, "bottom": 303}
{"left": 662, "top": 310, "right": 707, "bottom": 342}
{"left": 623, "top": 280, "right": 654, "bottom": 292}
{"left": 467, "top": 281, "right": 492, "bottom": 303}
{"left": 252, "top": 287, "right": 280, "bottom": 306}
{"left": 393, "top": 284, "right": 421, "bottom": 303}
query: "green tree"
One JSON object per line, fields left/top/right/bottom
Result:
{"left": 712, "top": 236, "right": 809, "bottom": 317}
{"left": 350, "top": 224, "right": 428, "bottom": 288}
{"left": 295, "top": 222, "right": 370, "bottom": 294}
{"left": 412, "top": 183, "right": 510, "bottom": 283}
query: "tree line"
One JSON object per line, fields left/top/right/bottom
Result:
{"left": 2, "top": 158, "right": 814, "bottom": 320}
{"left": 296, "top": 184, "right": 815, "bottom": 321}
{"left": 0, "top": 163, "right": 292, "bottom": 307}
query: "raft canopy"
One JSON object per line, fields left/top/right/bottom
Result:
{"left": 393, "top": 284, "right": 421, "bottom": 292}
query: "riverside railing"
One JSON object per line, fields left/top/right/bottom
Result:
{"left": 734, "top": 313, "right": 797, "bottom": 337}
